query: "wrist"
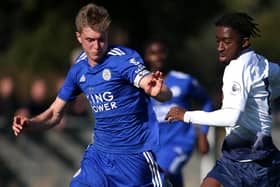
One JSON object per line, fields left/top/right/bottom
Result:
{"left": 157, "top": 85, "right": 172, "bottom": 101}
{"left": 183, "top": 112, "right": 191, "bottom": 123}
{"left": 25, "top": 118, "right": 34, "bottom": 128}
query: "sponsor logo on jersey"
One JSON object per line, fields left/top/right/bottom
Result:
{"left": 102, "top": 69, "right": 111, "bottom": 81}
{"left": 231, "top": 81, "right": 241, "bottom": 95}
{"left": 87, "top": 91, "right": 118, "bottom": 112}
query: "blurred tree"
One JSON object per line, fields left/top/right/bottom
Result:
{"left": 0, "top": 0, "right": 279, "bottom": 84}
{"left": 0, "top": 12, "right": 75, "bottom": 73}
{"left": 0, "top": 0, "right": 224, "bottom": 73}
{"left": 253, "top": 1, "right": 280, "bottom": 63}
{"left": 175, "top": 0, "right": 280, "bottom": 93}
{"left": 1, "top": 1, "right": 280, "bottom": 186}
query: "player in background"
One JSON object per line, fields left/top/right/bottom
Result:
{"left": 143, "top": 39, "right": 213, "bottom": 187}
{"left": 12, "top": 3, "right": 172, "bottom": 187}
{"left": 165, "top": 12, "right": 280, "bottom": 187}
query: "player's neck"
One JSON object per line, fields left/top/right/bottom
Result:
{"left": 88, "top": 59, "right": 98, "bottom": 67}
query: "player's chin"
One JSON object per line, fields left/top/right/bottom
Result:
{"left": 89, "top": 55, "right": 100, "bottom": 62}
{"left": 219, "top": 56, "right": 229, "bottom": 64}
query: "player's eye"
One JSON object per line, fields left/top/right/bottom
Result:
{"left": 86, "top": 38, "right": 94, "bottom": 42}
{"left": 223, "top": 39, "right": 232, "bottom": 44}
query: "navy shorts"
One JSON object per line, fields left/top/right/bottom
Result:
{"left": 206, "top": 152, "right": 280, "bottom": 187}
{"left": 69, "top": 145, "right": 166, "bottom": 187}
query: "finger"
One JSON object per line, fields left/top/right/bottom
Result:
{"left": 165, "top": 113, "right": 170, "bottom": 120}
{"left": 167, "top": 117, "right": 174, "bottom": 123}
{"left": 14, "top": 131, "right": 19, "bottom": 136}
{"left": 16, "top": 125, "right": 23, "bottom": 130}
{"left": 12, "top": 124, "right": 23, "bottom": 134}
{"left": 13, "top": 124, "right": 23, "bottom": 129}
{"left": 153, "top": 71, "right": 162, "bottom": 79}
{"left": 158, "top": 71, "right": 163, "bottom": 78}
{"left": 13, "top": 126, "right": 21, "bottom": 133}
{"left": 14, "top": 116, "right": 20, "bottom": 122}
{"left": 153, "top": 71, "right": 159, "bottom": 78}
{"left": 13, "top": 129, "right": 20, "bottom": 136}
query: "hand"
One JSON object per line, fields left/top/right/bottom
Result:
{"left": 145, "top": 71, "right": 163, "bottom": 97}
{"left": 12, "top": 116, "right": 29, "bottom": 136}
{"left": 165, "top": 106, "right": 187, "bottom": 122}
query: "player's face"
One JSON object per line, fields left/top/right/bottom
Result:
{"left": 144, "top": 42, "right": 167, "bottom": 72}
{"left": 76, "top": 27, "right": 108, "bottom": 66}
{"left": 215, "top": 26, "right": 242, "bottom": 64}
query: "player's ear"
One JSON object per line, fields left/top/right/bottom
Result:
{"left": 241, "top": 37, "right": 250, "bottom": 48}
{"left": 76, "top": 32, "right": 82, "bottom": 43}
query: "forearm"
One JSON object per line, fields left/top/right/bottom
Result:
{"left": 25, "top": 97, "right": 65, "bottom": 130}
{"left": 153, "top": 84, "right": 172, "bottom": 102}
{"left": 26, "top": 108, "right": 63, "bottom": 130}
{"left": 184, "top": 108, "right": 240, "bottom": 127}
{"left": 199, "top": 100, "right": 213, "bottom": 133}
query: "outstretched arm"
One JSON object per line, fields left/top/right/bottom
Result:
{"left": 165, "top": 106, "right": 240, "bottom": 127}
{"left": 12, "top": 97, "right": 67, "bottom": 136}
{"left": 139, "top": 71, "right": 172, "bottom": 102}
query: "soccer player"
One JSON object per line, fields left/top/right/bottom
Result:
{"left": 165, "top": 12, "right": 280, "bottom": 187}
{"left": 12, "top": 3, "right": 172, "bottom": 187}
{"left": 143, "top": 39, "right": 213, "bottom": 187}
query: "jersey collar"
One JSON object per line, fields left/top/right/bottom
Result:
{"left": 240, "top": 46, "right": 253, "bottom": 56}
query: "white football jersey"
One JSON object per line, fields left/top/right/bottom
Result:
{"left": 222, "top": 50, "right": 280, "bottom": 138}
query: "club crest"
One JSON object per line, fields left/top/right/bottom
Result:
{"left": 230, "top": 81, "right": 241, "bottom": 95}
{"left": 102, "top": 69, "right": 111, "bottom": 81}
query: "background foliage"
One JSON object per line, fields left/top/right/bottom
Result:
{"left": 0, "top": 0, "right": 280, "bottom": 96}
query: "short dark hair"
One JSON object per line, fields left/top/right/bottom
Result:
{"left": 215, "top": 12, "right": 260, "bottom": 38}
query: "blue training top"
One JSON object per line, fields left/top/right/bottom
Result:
{"left": 58, "top": 45, "right": 159, "bottom": 154}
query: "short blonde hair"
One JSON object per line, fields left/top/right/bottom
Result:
{"left": 75, "top": 3, "right": 111, "bottom": 33}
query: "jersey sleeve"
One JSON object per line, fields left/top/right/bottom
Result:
{"left": 189, "top": 77, "right": 213, "bottom": 133}
{"left": 58, "top": 67, "right": 82, "bottom": 101}
{"left": 221, "top": 60, "right": 250, "bottom": 111}
{"left": 117, "top": 50, "right": 150, "bottom": 87}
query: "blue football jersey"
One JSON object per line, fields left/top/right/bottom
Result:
{"left": 58, "top": 45, "right": 159, "bottom": 154}
{"left": 151, "top": 71, "right": 212, "bottom": 148}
